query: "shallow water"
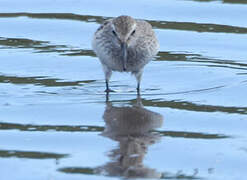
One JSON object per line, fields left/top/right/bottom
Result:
{"left": 0, "top": 0, "right": 247, "bottom": 179}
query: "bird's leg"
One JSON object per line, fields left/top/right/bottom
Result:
{"left": 105, "top": 80, "right": 110, "bottom": 92}
{"left": 137, "top": 81, "right": 140, "bottom": 94}
{"left": 102, "top": 65, "right": 114, "bottom": 93}
{"left": 134, "top": 69, "right": 143, "bottom": 94}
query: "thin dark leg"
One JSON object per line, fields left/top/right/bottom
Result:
{"left": 134, "top": 69, "right": 143, "bottom": 95}
{"left": 105, "top": 80, "right": 114, "bottom": 93}
{"left": 103, "top": 65, "right": 114, "bottom": 93}
{"left": 106, "top": 80, "right": 109, "bottom": 91}
{"left": 137, "top": 82, "right": 140, "bottom": 95}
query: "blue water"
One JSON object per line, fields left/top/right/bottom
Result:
{"left": 0, "top": 0, "right": 247, "bottom": 179}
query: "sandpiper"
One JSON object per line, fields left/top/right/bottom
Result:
{"left": 92, "top": 15, "right": 159, "bottom": 93}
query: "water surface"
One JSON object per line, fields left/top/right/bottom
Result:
{"left": 0, "top": 0, "right": 247, "bottom": 179}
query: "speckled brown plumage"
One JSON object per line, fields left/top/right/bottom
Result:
{"left": 92, "top": 15, "right": 159, "bottom": 93}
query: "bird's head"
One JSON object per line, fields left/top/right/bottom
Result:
{"left": 111, "top": 15, "right": 137, "bottom": 71}
{"left": 112, "top": 15, "right": 137, "bottom": 44}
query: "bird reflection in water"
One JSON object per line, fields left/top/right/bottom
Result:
{"left": 95, "top": 94, "right": 164, "bottom": 179}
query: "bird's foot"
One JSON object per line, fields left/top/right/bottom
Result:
{"left": 105, "top": 88, "right": 115, "bottom": 93}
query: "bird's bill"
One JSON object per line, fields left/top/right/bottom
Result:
{"left": 121, "top": 42, "right": 128, "bottom": 71}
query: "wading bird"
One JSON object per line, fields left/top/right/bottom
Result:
{"left": 92, "top": 15, "right": 159, "bottom": 93}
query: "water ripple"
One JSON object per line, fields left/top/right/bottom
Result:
{"left": 1, "top": 13, "right": 247, "bottom": 34}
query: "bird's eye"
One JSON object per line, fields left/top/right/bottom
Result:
{"left": 131, "top": 30, "right": 136, "bottom": 36}
{"left": 112, "top": 30, "right": 117, "bottom": 36}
